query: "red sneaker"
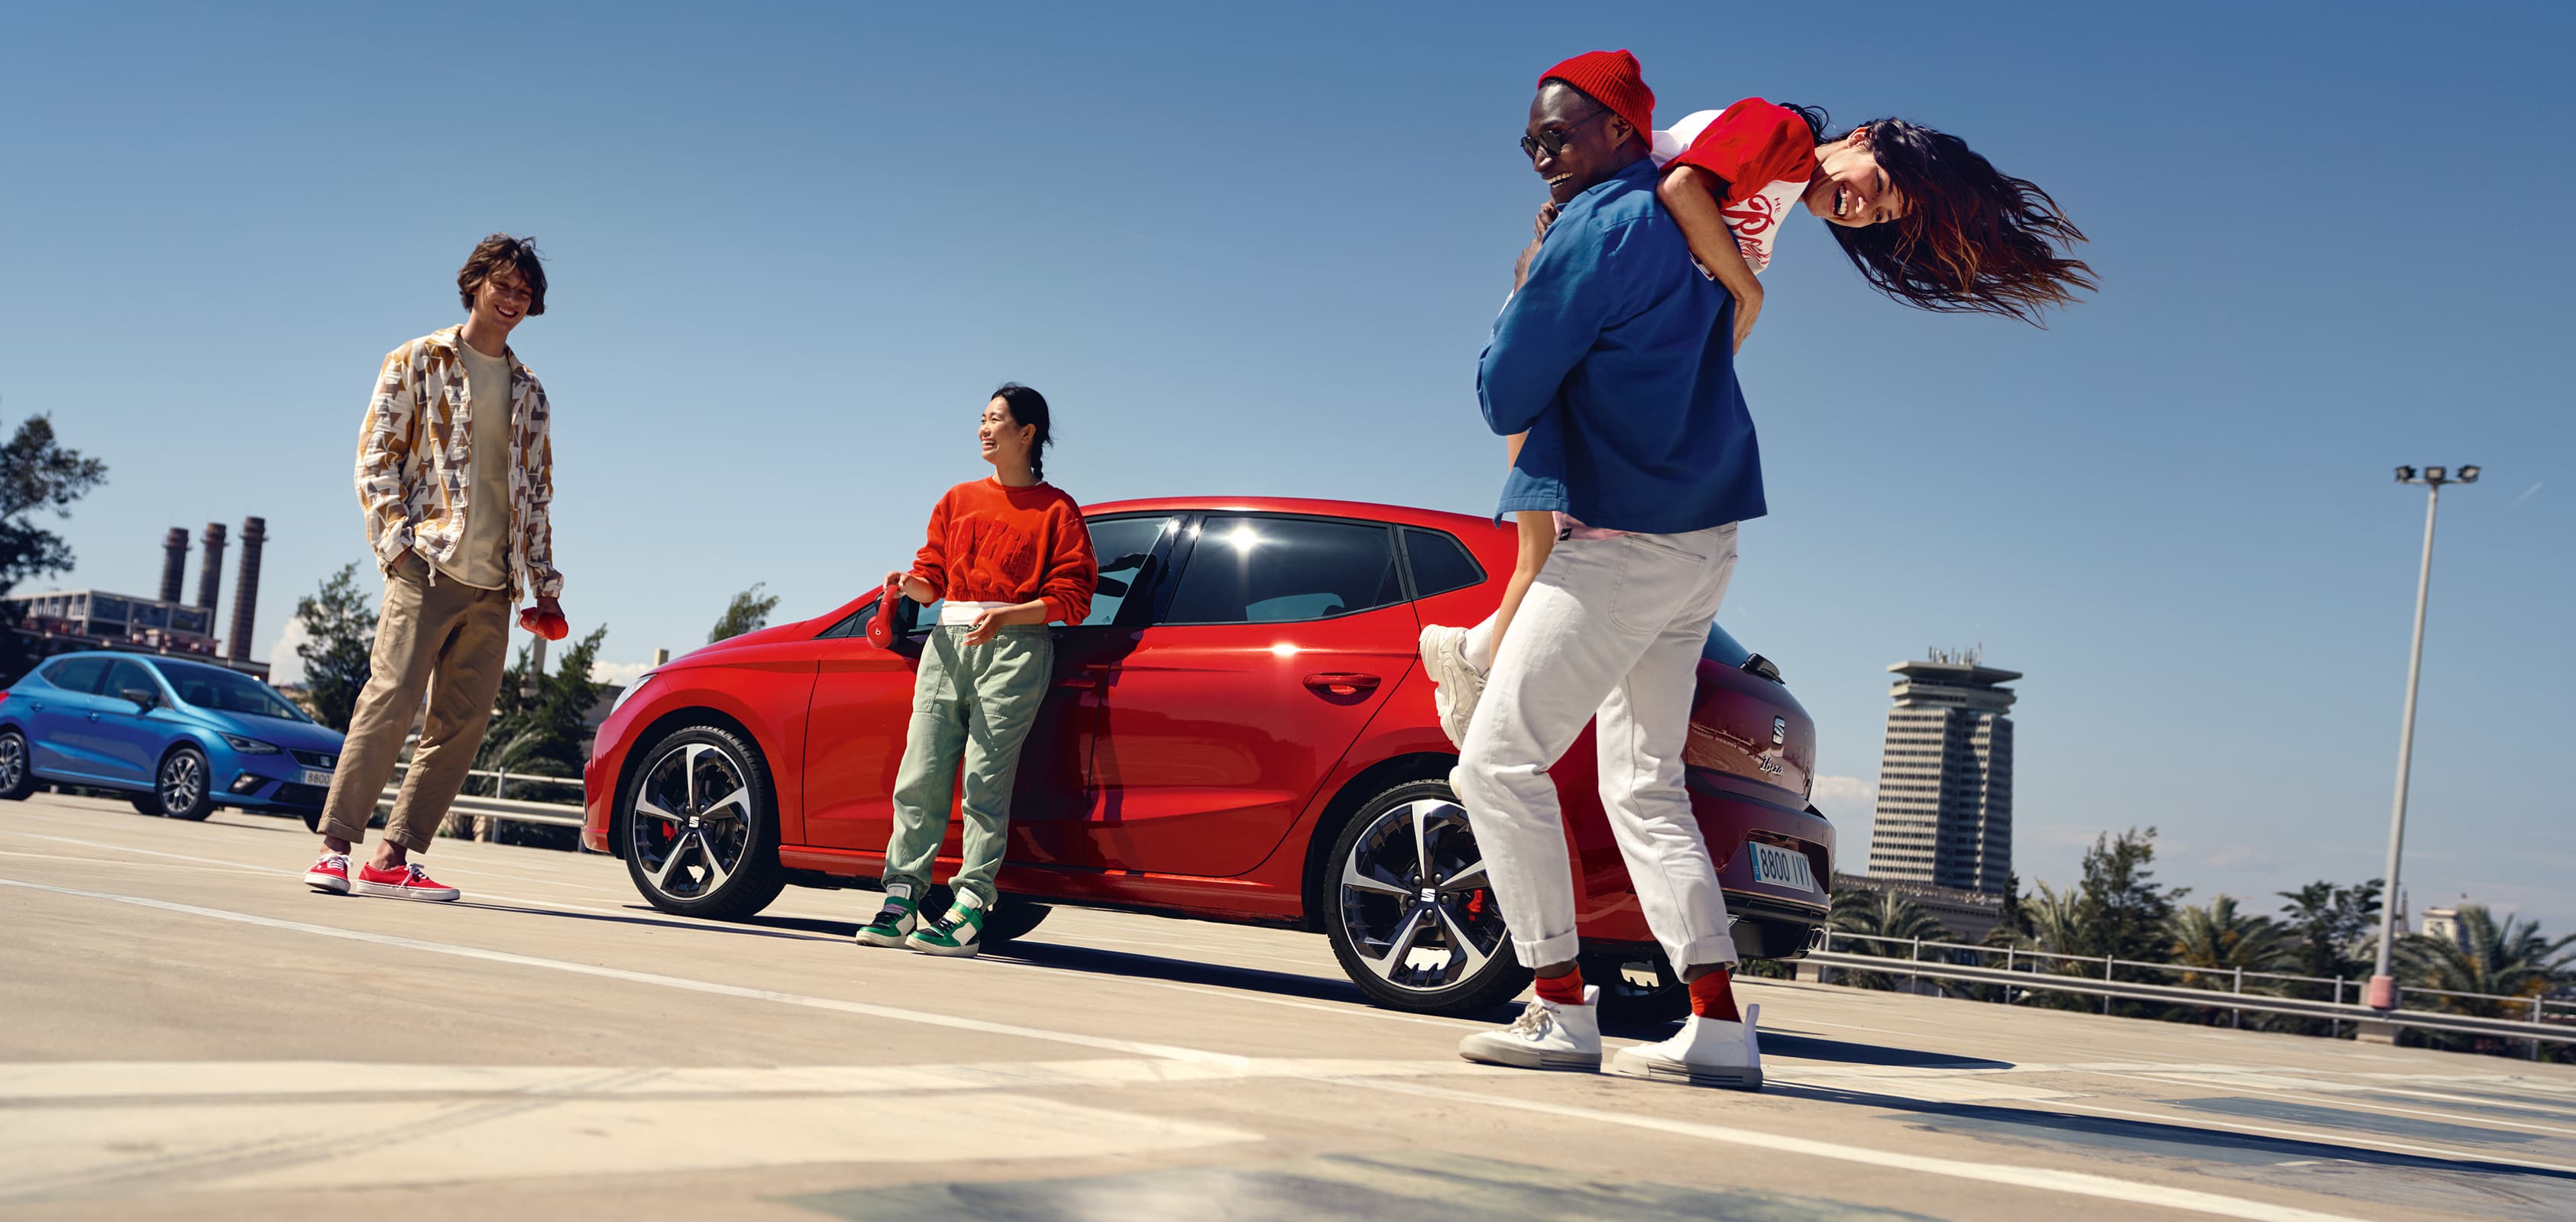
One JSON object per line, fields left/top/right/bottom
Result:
{"left": 304, "top": 852, "right": 351, "bottom": 895}
{"left": 353, "top": 861, "right": 461, "bottom": 903}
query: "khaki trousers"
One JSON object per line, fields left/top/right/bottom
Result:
{"left": 319, "top": 553, "right": 513, "bottom": 852}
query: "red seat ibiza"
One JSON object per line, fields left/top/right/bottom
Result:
{"left": 583, "top": 496, "right": 1832, "bottom": 1017}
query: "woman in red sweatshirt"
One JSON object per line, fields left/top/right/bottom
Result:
{"left": 853, "top": 383, "right": 1097, "bottom": 957}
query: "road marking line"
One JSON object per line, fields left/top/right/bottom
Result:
{"left": 1, "top": 807, "right": 624, "bottom": 894}
{"left": 2049, "top": 1096, "right": 2576, "bottom": 1175}
{"left": 2120, "top": 1075, "right": 2576, "bottom": 1138}
{"left": 0, "top": 876, "right": 1244, "bottom": 1065}
{"left": 1338, "top": 1078, "right": 2370, "bottom": 1222}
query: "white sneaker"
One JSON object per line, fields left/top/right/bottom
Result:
{"left": 1418, "top": 624, "right": 1486, "bottom": 748}
{"left": 1609, "top": 1002, "right": 1763, "bottom": 1090}
{"left": 1458, "top": 987, "right": 1600, "bottom": 1071}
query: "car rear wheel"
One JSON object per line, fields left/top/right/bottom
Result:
{"left": 622, "top": 725, "right": 787, "bottom": 920}
{"left": 1323, "top": 779, "right": 1529, "bottom": 1016}
{"left": 0, "top": 732, "right": 34, "bottom": 801}
{"left": 146, "top": 747, "right": 215, "bottom": 820}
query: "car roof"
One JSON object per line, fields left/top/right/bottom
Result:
{"left": 1083, "top": 496, "right": 1499, "bottom": 535}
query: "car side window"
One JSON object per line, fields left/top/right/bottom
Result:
{"left": 1080, "top": 516, "right": 1180, "bottom": 627}
{"left": 1403, "top": 529, "right": 1487, "bottom": 600}
{"left": 44, "top": 657, "right": 110, "bottom": 695}
{"left": 102, "top": 660, "right": 157, "bottom": 703}
{"left": 1160, "top": 516, "right": 1403, "bottom": 626}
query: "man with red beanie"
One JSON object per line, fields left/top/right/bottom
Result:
{"left": 1449, "top": 51, "right": 1766, "bottom": 1089}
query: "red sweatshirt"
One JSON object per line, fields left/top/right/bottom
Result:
{"left": 906, "top": 478, "right": 1099, "bottom": 625}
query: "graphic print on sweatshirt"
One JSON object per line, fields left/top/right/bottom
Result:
{"left": 1650, "top": 99, "right": 1821, "bottom": 276}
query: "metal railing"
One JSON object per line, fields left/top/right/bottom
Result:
{"left": 377, "top": 766, "right": 586, "bottom": 831}
{"left": 1807, "top": 929, "right": 2573, "bottom": 1054}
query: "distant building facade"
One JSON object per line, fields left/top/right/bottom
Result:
{"left": 2, "top": 588, "right": 268, "bottom": 680}
{"left": 1831, "top": 871, "right": 2004, "bottom": 944}
{"left": 1866, "top": 651, "right": 2018, "bottom": 897}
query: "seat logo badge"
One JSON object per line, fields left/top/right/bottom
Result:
{"left": 1418, "top": 887, "right": 1438, "bottom": 904}
{"left": 1772, "top": 716, "right": 1787, "bottom": 745}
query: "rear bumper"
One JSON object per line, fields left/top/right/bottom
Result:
{"left": 1570, "top": 770, "right": 1832, "bottom": 955}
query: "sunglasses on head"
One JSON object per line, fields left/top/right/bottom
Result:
{"left": 1519, "top": 108, "right": 1615, "bottom": 161}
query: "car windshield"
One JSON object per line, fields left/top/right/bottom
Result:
{"left": 156, "top": 663, "right": 309, "bottom": 722}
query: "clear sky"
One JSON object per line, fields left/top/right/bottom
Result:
{"left": 8, "top": 2, "right": 2570, "bottom": 930}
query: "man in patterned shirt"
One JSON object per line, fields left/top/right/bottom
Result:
{"left": 301, "top": 234, "right": 568, "bottom": 904}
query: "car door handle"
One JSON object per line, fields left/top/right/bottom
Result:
{"left": 87, "top": 713, "right": 101, "bottom": 722}
{"left": 1303, "top": 673, "right": 1380, "bottom": 697}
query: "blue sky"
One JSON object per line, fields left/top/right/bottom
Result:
{"left": 7, "top": 2, "right": 2570, "bottom": 931}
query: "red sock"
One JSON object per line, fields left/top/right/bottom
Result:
{"left": 1535, "top": 967, "right": 1586, "bottom": 1007}
{"left": 1688, "top": 968, "right": 1740, "bottom": 1021}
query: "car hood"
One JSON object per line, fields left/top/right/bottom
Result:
{"left": 186, "top": 708, "right": 346, "bottom": 752}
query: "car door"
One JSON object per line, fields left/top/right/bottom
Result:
{"left": 1083, "top": 513, "right": 1418, "bottom": 878}
{"left": 89, "top": 658, "right": 170, "bottom": 785}
{"left": 798, "top": 514, "right": 1181, "bottom": 867}
{"left": 24, "top": 657, "right": 113, "bottom": 779}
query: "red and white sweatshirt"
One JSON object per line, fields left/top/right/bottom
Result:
{"left": 1650, "top": 98, "right": 1820, "bottom": 276}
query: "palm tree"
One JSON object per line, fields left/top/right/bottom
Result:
{"left": 2167, "top": 896, "right": 2295, "bottom": 1026}
{"left": 1827, "top": 889, "right": 1951, "bottom": 991}
{"left": 2396, "top": 906, "right": 2575, "bottom": 1022}
{"left": 1990, "top": 881, "right": 2108, "bottom": 1012}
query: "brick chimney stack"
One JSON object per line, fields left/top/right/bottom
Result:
{"left": 196, "top": 522, "right": 227, "bottom": 614}
{"left": 160, "top": 528, "right": 189, "bottom": 603}
{"left": 227, "top": 517, "right": 266, "bottom": 663}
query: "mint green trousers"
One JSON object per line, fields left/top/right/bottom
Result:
{"left": 880, "top": 624, "right": 1053, "bottom": 910}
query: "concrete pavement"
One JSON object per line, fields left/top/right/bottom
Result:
{"left": 2, "top": 790, "right": 2571, "bottom": 1220}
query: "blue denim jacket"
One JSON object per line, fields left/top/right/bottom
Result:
{"left": 1477, "top": 158, "right": 1767, "bottom": 535}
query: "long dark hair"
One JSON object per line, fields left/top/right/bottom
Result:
{"left": 1780, "top": 106, "right": 2093, "bottom": 325}
{"left": 990, "top": 382, "right": 1053, "bottom": 481}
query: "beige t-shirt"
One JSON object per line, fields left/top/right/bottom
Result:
{"left": 438, "top": 344, "right": 515, "bottom": 589}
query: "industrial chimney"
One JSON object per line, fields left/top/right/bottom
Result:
{"left": 160, "top": 528, "right": 189, "bottom": 603}
{"left": 228, "top": 517, "right": 266, "bottom": 663}
{"left": 196, "top": 522, "right": 227, "bottom": 615}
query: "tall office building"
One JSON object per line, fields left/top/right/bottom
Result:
{"left": 1866, "top": 650, "right": 2019, "bottom": 897}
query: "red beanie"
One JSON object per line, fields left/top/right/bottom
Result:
{"left": 1539, "top": 50, "right": 1654, "bottom": 145}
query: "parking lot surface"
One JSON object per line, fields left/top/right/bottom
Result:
{"left": 2, "top": 790, "right": 2571, "bottom": 1221}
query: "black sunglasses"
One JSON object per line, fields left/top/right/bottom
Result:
{"left": 1519, "top": 108, "right": 1615, "bottom": 161}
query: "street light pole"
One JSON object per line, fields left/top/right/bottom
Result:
{"left": 2367, "top": 463, "right": 2479, "bottom": 1011}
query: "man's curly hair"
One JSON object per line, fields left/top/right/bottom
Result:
{"left": 456, "top": 234, "right": 548, "bottom": 316}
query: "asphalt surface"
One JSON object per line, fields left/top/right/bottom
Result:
{"left": 2, "top": 790, "right": 2571, "bottom": 1221}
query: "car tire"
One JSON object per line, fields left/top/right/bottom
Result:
{"left": 1322, "top": 778, "right": 1530, "bottom": 1016}
{"left": 149, "top": 746, "right": 216, "bottom": 821}
{"left": 979, "top": 900, "right": 1053, "bottom": 946}
{"left": 0, "top": 731, "right": 36, "bottom": 801}
{"left": 302, "top": 810, "right": 322, "bottom": 833}
{"left": 1581, "top": 949, "right": 1691, "bottom": 1025}
{"left": 620, "top": 724, "right": 788, "bottom": 920}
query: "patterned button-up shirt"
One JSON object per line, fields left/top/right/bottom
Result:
{"left": 353, "top": 326, "right": 564, "bottom": 600}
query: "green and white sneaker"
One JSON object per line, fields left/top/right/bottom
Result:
{"left": 853, "top": 884, "right": 919, "bottom": 948}
{"left": 906, "top": 894, "right": 988, "bottom": 958}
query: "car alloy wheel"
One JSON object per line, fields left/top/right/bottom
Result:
{"left": 1327, "top": 783, "right": 1524, "bottom": 1013}
{"left": 630, "top": 742, "right": 756, "bottom": 901}
{"left": 620, "top": 725, "right": 787, "bottom": 920}
{"left": 0, "top": 732, "right": 30, "bottom": 800}
{"left": 155, "top": 747, "right": 214, "bottom": 820}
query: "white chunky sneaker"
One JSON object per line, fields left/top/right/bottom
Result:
{"left": 1609, "top": 1002, "right": 1763, "bottom": 1090}
{"left": 1417, "top": 624, "right": 1486, "bottom": 748}
{"left": 1458, "top": 986, "right": 1601, "bottom": 1072}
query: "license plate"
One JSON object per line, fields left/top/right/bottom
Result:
{"left": 1748, "top": 842, "right": 1818, "bottom": 893}
{"left": 300, "top": 769, "right": 334, "bottom": 787}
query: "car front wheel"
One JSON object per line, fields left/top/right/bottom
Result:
{"left": 147, "top": 746, "right": 215, "bottom": 820}
{"left": 622, "top": 724, "right": 787, "bottom": 920}
{"left": 1323, "top": 779, "right": 1529, "bottom": 1016}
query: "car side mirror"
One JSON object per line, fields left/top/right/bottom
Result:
{"left": 119, "top": 687, "right": 159, "bottom": 710}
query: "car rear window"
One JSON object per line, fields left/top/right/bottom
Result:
{"left": 1402, "top": 529, "right": 1485, "bottom": 600}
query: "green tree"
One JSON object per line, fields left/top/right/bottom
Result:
{"left": 2167, "top": 896, "right": 2295, "bottom": 1025}
{"left": 2073, "top": 826, "right": 2185, "bottom": 966}
{"left": 0, "top": 415, "right": 108, "bottom": 682}
{"left": 2396, "top": 906, "right": 2576, "bottom": 1021}
{"left": 2276, "top": 878, "right": 2383, "bottom": 984}
{"left": 1827, "top": 887, "right": 1953, "bottom": 991}
{"left": 708, "top": 583, "right": 781, "bottom": 643}
{"left": 476, "top": 625, "right": 610, "bottom": 783}
{"left": 293, "top": 564, "right": 377, "bottom": 731}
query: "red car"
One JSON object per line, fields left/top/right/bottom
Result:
{"left": 583, "top": 496, "right": 1831, "bottom": 1017}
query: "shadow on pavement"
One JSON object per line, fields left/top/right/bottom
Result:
{"left": 1757, "top": 1032, "right": 2012, "bottom": 1070}
{"left": 455, "top": 901, "right": 852, "bottom": 945}
{"left": 993, "top": 938, "right": 1522, "bottom": 1025}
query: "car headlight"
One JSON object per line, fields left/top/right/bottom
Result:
{"left": 220, "top": 733, "right": 280, "bottom": 755}
{"left": 607, "top": 673, "right": 655, "bottom": 720}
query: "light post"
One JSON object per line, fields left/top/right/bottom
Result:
{"left": 2365, "top": 463, "right": 2480, "bottom": 1011}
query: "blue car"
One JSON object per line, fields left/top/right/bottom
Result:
{"left": 0, "top": 651, "right": 348, "bottom": 826}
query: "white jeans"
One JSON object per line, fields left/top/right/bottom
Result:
{"left": 1451, "top": 522, "right": 1740, "bottom": 971}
